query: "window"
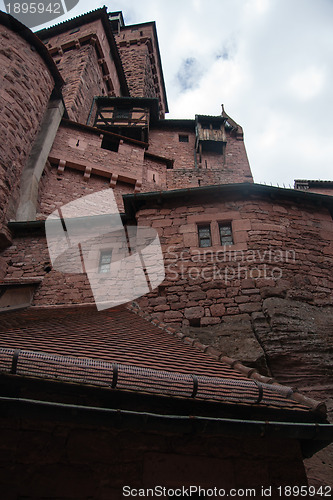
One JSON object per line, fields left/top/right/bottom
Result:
{"left": 98, "top": 250, "right": 112, "bottom": 273}
{"left": 113, "top": 108, "right": 131, "bottom": 119}
{"left": 101, "top": 136, "right": 119, "bottom": 152}
{"left": 219, "top": 222, "right": 233, "bottom": 246}
{"left": 179, "top": 134, "right": 189, "bottom": 142}
{"left": 198, "top": 225, "right": 212, "bottom": 248}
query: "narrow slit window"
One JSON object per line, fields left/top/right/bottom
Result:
{"left": 98, "top": 250, "right": 112, "bottom": 273}
{"left": 219, "top": 222, "right": 233, "bottom": 246}
{"left": 198, "top": 225, "right": 211, "bottom": 248}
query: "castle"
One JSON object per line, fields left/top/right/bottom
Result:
{"left": 0, "top": 7, "right": 332, "bottom": 498}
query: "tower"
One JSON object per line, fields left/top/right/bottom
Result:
{"left": 0, "top": 7, "right": 332, "bottom": 496}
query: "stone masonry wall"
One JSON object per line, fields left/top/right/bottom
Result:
{"left": 116, "top": 42, "right": 152, "bottom": 98}
{"left": 0, "top": 415, "right": 307, "bottom": 500}
{"left": 167, "top": 167, "right": 253, "bottom": 190}
{"left": 115, "top": 23, "right": 166, "bottom": 116}
{"left": 136, "top": 195, "right": 333, "bottom": 329}
{"left": 42, "top": 18, "right": 123, "bottom": 122}
{"left": 135, "top": 194, "right": 333, "bottom": 487}
{"left": 55, "top": 44, "right": 108, "bottom": 124}
{"left": 0, "top": 24, "right": 54, "bottom": 246}
{"left": 1, "top": 233, "right": 94, "bottom": 306}
{"left": 149, "top": 128, "right": 196, "bottom": 169}
{"left": 148, "top": 127, "right": 253, "bottom": 187}
{"left": 37, "top": 165, "right": 133, "bottom": 217}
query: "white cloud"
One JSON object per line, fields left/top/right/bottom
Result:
{"left": 287, "top": 67, "right": 326, "bottom": 101}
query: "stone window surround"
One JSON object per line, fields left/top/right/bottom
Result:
{"left": 187, "top": 211, "right": 250, "bottom": 252}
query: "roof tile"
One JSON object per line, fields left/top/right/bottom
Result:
{"left": 0, "top": 304, "right": 325, "bottom": 414}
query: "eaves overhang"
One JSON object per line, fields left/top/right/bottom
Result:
{"left": 94, "top": 96, "right": 160, "bottom": 123}
{"left": 196, "top": 114, "right": 227, "bottom": 124}
{"left": 295, "top": 179, "right": 333, "bottom": 189}
{"left": 0, "top": 392, "right": 332, "bottom": 458}
{"left": 60, "top": 118, "right": 149, "bottom": 148}
{"left": 123, "top": 182, "right": 333, "bottom": 218}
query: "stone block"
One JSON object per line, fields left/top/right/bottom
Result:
{"left": 184, "top": 306, "right": 204, "bottom": 319}
{"left": 210, "top": 303, "right": 226, "bottom": 316}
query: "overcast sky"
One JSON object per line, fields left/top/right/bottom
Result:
{"left": 2, "top": 0, "right": 332, "bottom": 186}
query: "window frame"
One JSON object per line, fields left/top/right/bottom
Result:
{"left": 98, "top": 250, "right": 113, "bottom": 274}
{"left": 197, "top": 224, "right": 212, "bottom": 248}
{"left": 218, "top": 221, "right": 234, "bottom": 246}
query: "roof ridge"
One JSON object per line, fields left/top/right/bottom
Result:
{"left": 127, "top": 302, "right": 326, "bottom": 415}
{"left": 35, "top": 7, "right": 107, "bottom": 34}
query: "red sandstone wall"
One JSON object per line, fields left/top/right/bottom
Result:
{"left": 1, "top": 233, "right": 94, "bottom": 305}
{"left": 0, "top": 24, "right": 54, "bottom": 246}
{"left": 55, "top": 45, "right": 108, "bottom": 123}
{"left": 37, "top": 166, "right": 133, "bottom": 217}
{"left": 148, "top": 127, "right": 253, "bottom": 188}
{"left": 37, "top": 125, "right": 173, "bottom": 216}
{"left": 115, "top": 23, "right": 166, "bottom": 117}
{"left": 44, "top": 124, "right": 147, "bottom": 211}
{"left": 142, "top": 157, "right": 167, "bottom": 191}
{"left": 43, "top": 19, "right": 123, "bottom": 122}
{"left": 116, "top": 43, "right": 153, "bottom": 98}
{"left": 3, "top": 194, "right": 331, "bottom": 314}
{"left": 135, "top": 196, "right": 333, "bottom": 328}
{"left": 223, "top": 132, "right": 252, "bottom": 180}
{"left": 149, "top": 128, "right": 196, "bottom": 169}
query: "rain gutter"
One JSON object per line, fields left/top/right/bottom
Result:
{"left": 0, "top": 395, "right": 332, "bottom": 458}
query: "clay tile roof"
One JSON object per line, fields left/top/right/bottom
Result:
{"left": 0, "top": 304, "right": 324, "bottom": 414}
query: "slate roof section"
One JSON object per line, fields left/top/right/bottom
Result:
{"left": 0, "top": 304, "right": 325, "bottom": 415}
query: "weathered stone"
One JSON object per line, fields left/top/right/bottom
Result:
{"left": 210, "top": 303, "right": 226, "bottom": 317}
{"left": 184, "top": 306, "right": 205, "bottom": 319}
{"left": 182, "top": 313, "right": 266, "bottom": 371}
{"left": 252, "top": 297, "right": 333, "bottom": 486}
